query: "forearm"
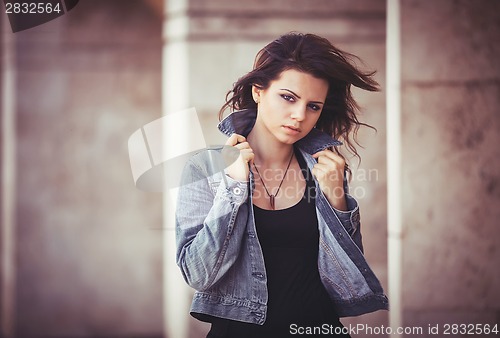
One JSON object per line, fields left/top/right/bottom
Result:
{"left": 323, "top": 187, "right": 348, "bottom": 211}
{"left": 176, "top": 169, "right": 249, "bottom": 290}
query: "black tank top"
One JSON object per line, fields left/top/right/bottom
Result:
{"left": 207, "top": 147, "right": 349, "bottom": 338}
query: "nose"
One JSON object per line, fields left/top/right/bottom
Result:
{"left": 290, "top": 105, "right": 306, "bottom": 122}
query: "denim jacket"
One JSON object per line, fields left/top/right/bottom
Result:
{"left": 175, "top": 109, "right": 389, "bottom": 325}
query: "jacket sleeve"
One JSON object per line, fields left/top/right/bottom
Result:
{"left": 328, "top": 173, "right": 364, "bottom": 253}
{"left": 175, "top": 156, "right": 249, "bottom": 291}
{"left": 331, "top": 194, "right": 363, "bottom": 253}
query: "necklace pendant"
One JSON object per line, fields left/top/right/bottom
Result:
{"left": 270, "top": 195, "right": 275, "bottom": 210}
{"left": 253, "top": 151, "right": 293, "bottom": 212}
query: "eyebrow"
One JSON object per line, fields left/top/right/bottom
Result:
{"left": 280, "top": 88, "right": 324, "bottom": 105}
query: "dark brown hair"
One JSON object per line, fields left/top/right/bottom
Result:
{"left": 219, "top": 32, "right": 379, "bottom": 164}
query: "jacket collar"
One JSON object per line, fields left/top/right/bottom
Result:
{"left": 217, "top": 108, "right": 342, "bottom": 154}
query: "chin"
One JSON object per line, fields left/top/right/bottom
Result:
{"left": 276, "top": 134, "right": 301, "bottom": 145}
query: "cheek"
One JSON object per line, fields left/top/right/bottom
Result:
{"left": 263, "top": 98, "right": 287, "bottom": 118}
{"left": 300, "top": 116, "right": 319, "bottom": 135}
{"left": 267, "top": 95, "right": 285, "bottom": 110}
{"left": 309, "top": 112, "right": 322, "bottom": 126}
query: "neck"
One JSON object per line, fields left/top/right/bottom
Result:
{"left": 247, "top": 126, "right": 294, "bottom": 168}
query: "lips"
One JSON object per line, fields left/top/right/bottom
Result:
{"left": 283, "top": 125, "right": 301, "bottom": 133}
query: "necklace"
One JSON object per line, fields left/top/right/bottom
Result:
{"left": 252, "top": 151, "right": 294, "bottom": 210}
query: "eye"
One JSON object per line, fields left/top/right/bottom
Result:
{"left": 281, "top": 94, "right": 295, "bottom": 102}
{"left": 308, "top": 104, "right": 321, "bottom": 112}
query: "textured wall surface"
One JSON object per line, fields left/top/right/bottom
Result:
{"left": 400, "top": 0, "right": 500, "bottom": 334}
{"left": 11, "top": 1, "right": 163, "bottom": 336}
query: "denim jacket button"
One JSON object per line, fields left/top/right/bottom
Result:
{"left": 252, "top": 272, "right": 264, "bottom": 279}
{"left": 233, "top": 187, "right": 242, "bottom": 195}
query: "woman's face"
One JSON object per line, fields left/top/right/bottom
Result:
{"left": 252, "top": 68, "right": 329, "bottom": 145}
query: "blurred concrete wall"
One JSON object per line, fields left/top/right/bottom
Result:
{"left": 400, "top": 0, "right": 500, "bottom": 334}
{"left": 2, "top": 1, "right": 163, "bottom": 336}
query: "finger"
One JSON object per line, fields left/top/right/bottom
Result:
{"left": 241, "top": 151, "right": 254, "bottom": 161}
{"left": 239, "top": 148, "right": 254, "bottom": 156}
{"left": 240, "top": 149, "right": 254, "bottom": 163}
{"left": 312, "top": 163, "right": 328, "bottom": 174}
{"left": 311, "top": 166, "right": 325, "bottom": 180}
{"left": 313, "top": 163, "right": 344, "bottom": 181}
{"left": 225, "top": 134, "right": 236, "bottom": 146}
{"left": 316, "top": 157, "right": 345, "bottom": 171}
{"left": 312, "top": 150, "right": 331, "bottom": 158}
{"left": 316, "top": 155, "right": 335, "bottom": 166}
{"left": 313, "top": 162, "right": 326, "bottom": 169}
{"left": 313, "top": 150, "right": 342, "bottom": 161}
{"left": 233, "top": 142, "right": 252, "bottom": 150}
{"left": 225, "top": 133, "right": 246, "bottom": 146}
{"left": 314, "top": 151, "right": 345, "bottom": 167}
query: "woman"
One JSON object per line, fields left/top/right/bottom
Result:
{"left": 175, "top": 32, "right": 389, "bottom": 337}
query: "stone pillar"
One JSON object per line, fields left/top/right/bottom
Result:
{"left": 400, "top": 0, "right": 500, "bottom": 333}
{"left": 8, "top": 1, "right": 164, "bottom": 336}
{"left": 1, "top": 12, "right": 17, "bottom": 338}
{"left": 386, "top": 1, "right": 403, "bottom": 336}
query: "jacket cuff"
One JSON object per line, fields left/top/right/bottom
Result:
{"left": 332, "top": 194, "right": 360, "bottom": 234}
{"left": 215, "top": 173, "right": 248, "bottom": 205}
